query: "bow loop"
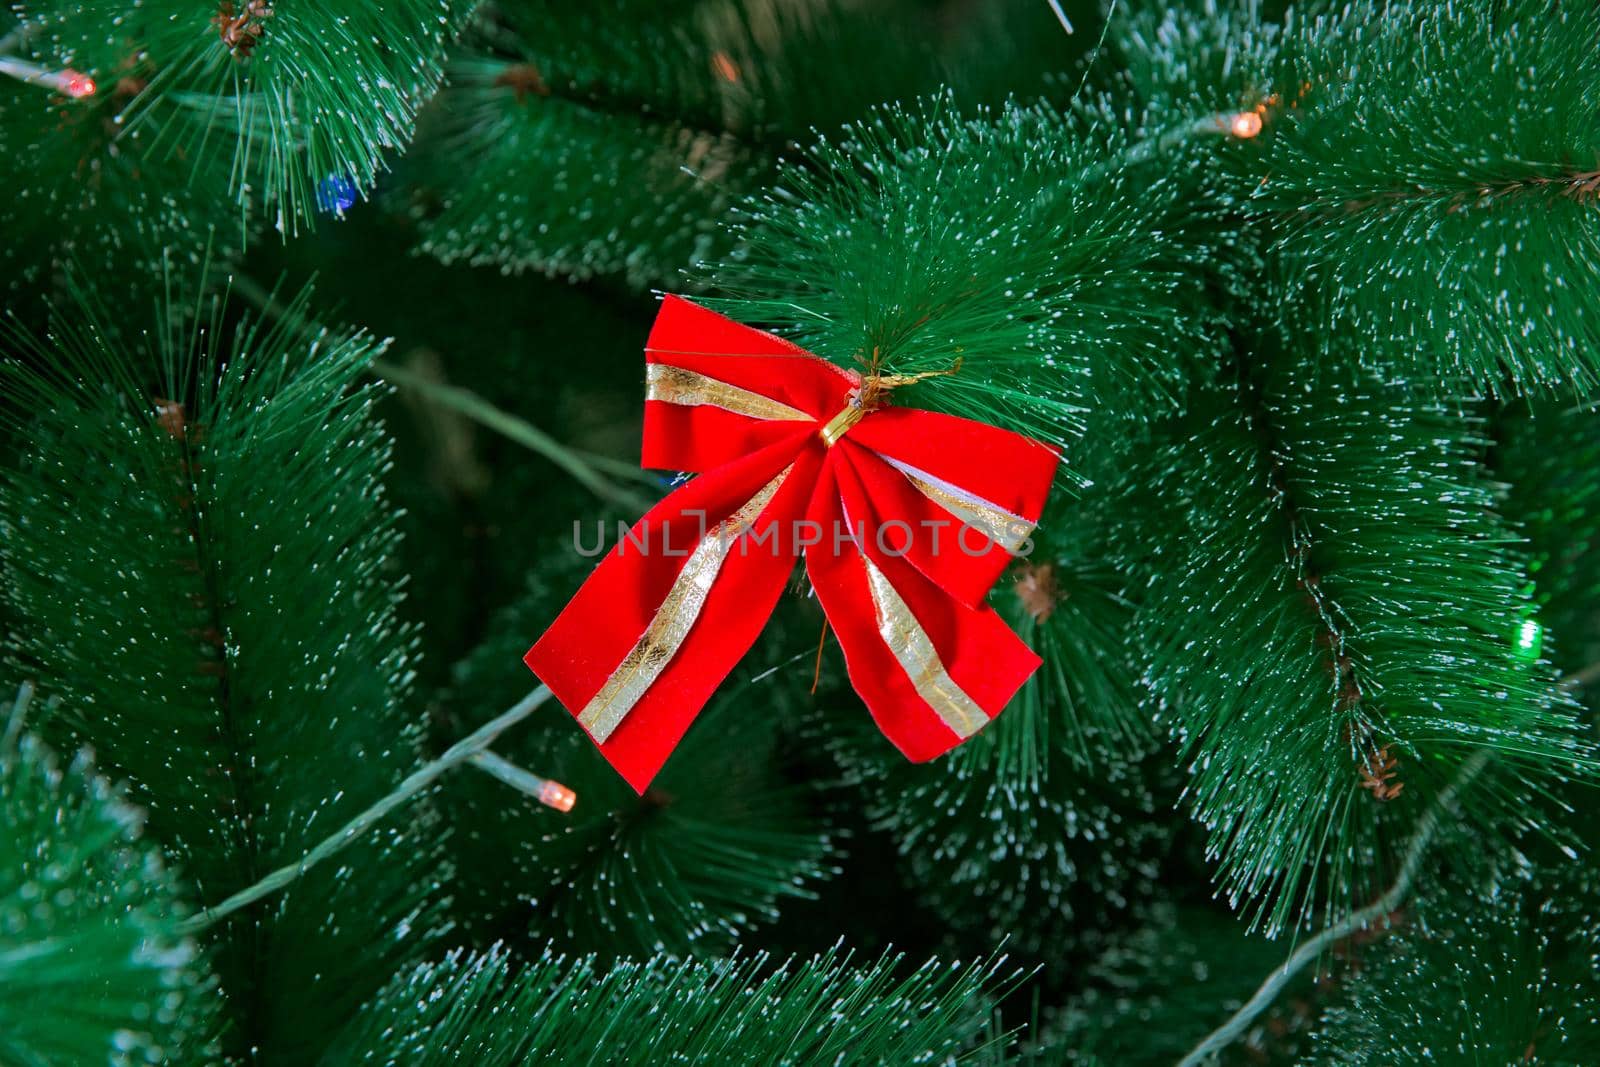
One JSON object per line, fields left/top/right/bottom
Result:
{"left": 529, "top": 433, "right": 818, "bottom": 791}
{"left": 825, "top": 445, "right": 1022, "bottom": 610}
{"left": 642, "top": 295, "right": 855, "bottom": 472}
{"left": 840, "top": 406, "right": 1059, "bottom": 538}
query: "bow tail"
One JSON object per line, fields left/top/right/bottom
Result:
{"left": 527, "top": 433, "right": 819, "bottom": 792}
{"left": 805, "top": 462, "right": 1041, "bottom": 763}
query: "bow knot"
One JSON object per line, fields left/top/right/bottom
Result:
{"left": 818, "top": 401, "right": 866, "bottom": 447}
{"left": 821, "top": 360, "right": 962, "bottom": 448}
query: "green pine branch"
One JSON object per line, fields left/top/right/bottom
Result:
{"left": 1046, "top": 753, "right": 1490, "bottom": 1065}
{"left": 1251, "top": 1, "right": 1600, "bottom": 394}
{"left": 1497, "top": 400, "right": 1600, "bottom": 701}
{"left": 1118, "top": 0, "right": 1600, "bottom": 394}
{"left": 830, "top": 529, "right": 1171, "bottom": 960}
{"left": 705, "top": 97, "right": 1213, "bottom": 460}
{"left": 1176, "top": 752, "right": 1487, "bottom": 1067}
{"left": 0, "top": 12, "right": 242, "bottom": 317}
{"left": 1, "top": 688, "right": 220, "bottom": 1066}
{"left": 401, "top": 0, "right": 1089, "bottom": 288}
{"left": 224, "top": 271, "right": 656, "bottom": 512}
{"left": 1306, "top": 866, "right": 1600, "bottom": 1064}
{"left": 326, "top": 943, "right": 1017, "bottom": 1064}
{"left": 1044, "top": 902, "right": 1310, "bottom": 1065}
{"left": 11, "top": 0, "right": 473, "bottom": 238}
{"left": 410, "top": 48, "right": 754, "bottom": 287}
{"left": 0, "top": 276, "right": 449, "bottom": 1062}
{"left": 433, "top": 549, "right": 838, "bottom": 956}
{"left": 1114, "top": 335, "right": 1591, "bottom": 935}
{"left": 1110, "top": 1, "right": 1283, "bottom": 130}
{"left": 178, "top": 684, "right": 562, "bottom": 938}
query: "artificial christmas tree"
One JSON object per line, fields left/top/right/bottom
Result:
{"left": 3, "top": 0, "right": 1599, "bottom": 1063}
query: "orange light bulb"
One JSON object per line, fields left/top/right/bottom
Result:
{"left": 538, "top": 779, "right": 576, "bottom": 813}
{"left": 710, "top": 52, "right": 740, "bottom": 83}
{"left": 1230, "top": 111, "right": 1264, "bottom": 139}
{"left": 63, "top": 70, "right": 96, "bottom": 98}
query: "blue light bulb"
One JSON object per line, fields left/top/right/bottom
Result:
{"left": 316, "top": 175, "right": 358, "bottom": 216}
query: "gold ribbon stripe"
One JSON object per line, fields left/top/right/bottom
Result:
{"left": 645, "top": 364, "right": 813, "bottom": 423}
{"left": 578, "top": 466, "right": 794, "bottom": 743}
{"left": 860, "top": 554, "right": 990, "bottom": 739}
{"left": 876, "top": 454, "right": 1034, "bottom": 554}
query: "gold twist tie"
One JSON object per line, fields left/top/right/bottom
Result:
{"left": 818, "top": 359, "right": 961, "bottom": 449}
{"left": 818, "top": 404, "right": 866, "bottom": 447}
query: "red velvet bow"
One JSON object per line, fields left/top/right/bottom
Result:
{"left": 526, "top": 296, "right": 1060, "bottom": 792}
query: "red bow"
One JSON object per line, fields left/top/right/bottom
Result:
{"left": 526, "top": 296, "right": 1060, "bottom": 792}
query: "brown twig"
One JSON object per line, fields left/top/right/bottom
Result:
{"left": 1339, "top": 168, "right": 1600, "bottom": 216}
{"left": 1356, "top": 743, "right": 1404, "bottom": 802}
{"left": 1013, "top": 562, "right": 1061, "bottom": 623}
{"left": 214, "top": 1, "right": 272, "bottom": 59}
{"left": 810, "top": 616, "right": 830, "bottom": 694}
{"left": 493, "top": 63, "right": 549, "bottom": 102}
